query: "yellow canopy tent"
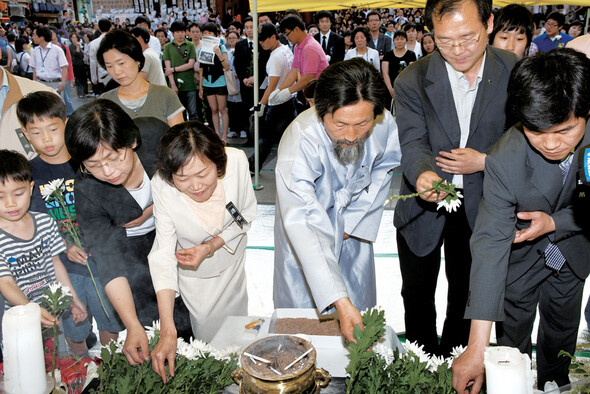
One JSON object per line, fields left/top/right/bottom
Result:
{"left": 250, "top": 0, "right": 590, "bottom": 12}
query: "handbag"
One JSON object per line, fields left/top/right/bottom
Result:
{"left": 224, "top": 69, "right": 239, "bottom": 96}
{"left": 12, "top": 53, "right": 30, "bottom": 78}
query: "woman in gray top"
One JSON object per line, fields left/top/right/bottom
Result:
{"left": 97, "top": 29, "right": 184, "bottom": 127}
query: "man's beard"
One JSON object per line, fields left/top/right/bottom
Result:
{"left": 332, "top": 135, "right": 369, "bottom": 165}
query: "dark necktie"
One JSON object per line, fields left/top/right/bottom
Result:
{"left": 322, "top": 35, "right": 328, "bottom": 53}
{"left": 249, "top": 41, "right": 253, "bottom": 51}
{"left": 544, "top": 155, "right": 573, "bottom": 271}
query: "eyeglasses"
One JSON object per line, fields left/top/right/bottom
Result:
{"left": 435, "top": 28, "right": 483, "bottom": 52}
{"left": 284, "top": 30, "right": 293, "bottom": 37}
{"left": 80, "top": 148, "right": 127, "bottom": 174}
{"left": 544, "top": 22, "right": 559, "bottom": 28}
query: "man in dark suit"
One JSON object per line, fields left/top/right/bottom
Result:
{"left": 453, "top": 49, "right": 590, "bottom": 393}
{"left": 366, "top": 10, "right": 391, "bottom": 60}
{"left": 393, "top": 0, "right": 518, "bottom": 357}
{"left": 314, "top": 11, "right": 345, "bottom": 64}
{"left": 233, "top": 16, "right": 270, "bottom": 142}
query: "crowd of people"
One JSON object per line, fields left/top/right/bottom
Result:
{"left": 0, "top": 1, "right": 589, "bottom": 392}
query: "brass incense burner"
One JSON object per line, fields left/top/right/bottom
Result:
{"left": 232, "top": 335, "right": 331, "bottom": 393}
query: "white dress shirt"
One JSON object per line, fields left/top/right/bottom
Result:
{"left": 444, "top": 53, "right": 486, "bottom": 188}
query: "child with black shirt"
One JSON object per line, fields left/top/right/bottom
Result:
{"left": 18, "top": 92, "right": 121, "bottom": 356}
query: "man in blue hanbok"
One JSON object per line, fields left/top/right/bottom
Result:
{"left": 273, "top": 58, "right": 401, "bottom": 341}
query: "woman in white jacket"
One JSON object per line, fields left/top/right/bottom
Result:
{"left": 344, "top": 26, "right": 381, "bottom": 72}
{"left": 148, "top": 121, "right": 257, "bottom": 382}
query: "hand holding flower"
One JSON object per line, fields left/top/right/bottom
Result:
{"left": 42, "top": 178, "right": 110, "bottom": 317}
{"left": 40, "top": 306, "right": 59, "bottom": 328}
{"left": 66, "top": 244, "right": 88, "bottom": 265}
{"left": 385, "top": 177, "right": 463, "bottom": 214}
{"left": 416, "top": 171, "right": 448, "bottom": 202}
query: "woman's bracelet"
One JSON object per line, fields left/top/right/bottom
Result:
{"left": 205, "top": 241, "right": 215, "bottom": 258}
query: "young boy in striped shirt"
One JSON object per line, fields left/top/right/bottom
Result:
{"left": 0, "top": 150, "right": 86, "bottom": 329}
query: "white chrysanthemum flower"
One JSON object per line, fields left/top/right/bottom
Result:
{"left": 176, "top": 338, "right": 197, "bottom": 359}
{"left": 437, "top": 197, "right": 462, "bottom": 213}
{"left": 403, "top": 341, "right": 430, "bottom": 363}
{"left": 48, "top": 282, "right": 71, "bottom": 297}
{"left": 100, "top": 337, "right": 125, "bottom": 354}
{"left": 450, "top": 345, "right": 467, "bottom": 359}
{"left": 213, "top": 345, "right": 240, "bottom": 361}
{"left": 61, "top": 284, "right": 72, "bottom": 297}
{"left": 113, "top": 337, "right": 125, "bottom": 354}
{"left": 427, "top": 354, "right": 447, "bottom": 372}
{"left": 41, "top": 179, "right": 64, "bottom": 201}
{"left": 186, "top": 338, "right": 214, "bottom": 359}
{"left": 48, "top": 282, "right": 61, "bottom": 294}
{"left": 373, "top": 343, "right": 395, "bottom": 365}
{"left": 144, "top": 320, "right": 160, "bottom": 331}
{"left": 145, "top": 320, "right": 161, "bottom": 340}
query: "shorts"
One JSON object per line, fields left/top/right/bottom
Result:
{"left": 203, "top": 85, "right": 228, "bottom": 96}
{"left": 62, "top": 272, "right": 122, "bottom": 342}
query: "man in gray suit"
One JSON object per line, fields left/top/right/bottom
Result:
{"left": 393, "top": 0, "right": 518, "bottom": 357}
{"left": 453, "top": 49, "right": 590, "bottom": 393}
{"left": 366, "top": 10, "right": 391, "bottom": 60}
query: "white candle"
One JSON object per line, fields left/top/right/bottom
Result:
{"left": 484, "top": 346, "right": 533, "bottom": 394}
{"left": 2, "top": 303, "right": 47, "bottom": 394}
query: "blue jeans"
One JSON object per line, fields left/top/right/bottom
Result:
{"left": 62, "top": 80, "right": 74, "bottom": 117}
{"left": 62, "top": 271, "right": 122, "bottom": 342}
{"left": 178, "top": 90, "right": 199, "bottom": 121}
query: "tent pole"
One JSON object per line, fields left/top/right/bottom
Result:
{"left": 251, "top": 0, "right": 263, "bottom": 190}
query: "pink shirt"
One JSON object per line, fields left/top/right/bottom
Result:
{"left": 292, "top": 34, "right": 329, "bottom": 79}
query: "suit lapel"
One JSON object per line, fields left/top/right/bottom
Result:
{"left": 469, "top": 47, "right": 506, "bottom": 139}
{"left": 84, "top": 176, "right": 143, "bottom": 224}
{"left": 114, "top": 183, "right": 144, "bottom": 211}
{"left": 556, "top": 123, "right": 590, "bottom": 208}
{"left": 425, "top": 51, "right": 461, "bottom": 146}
